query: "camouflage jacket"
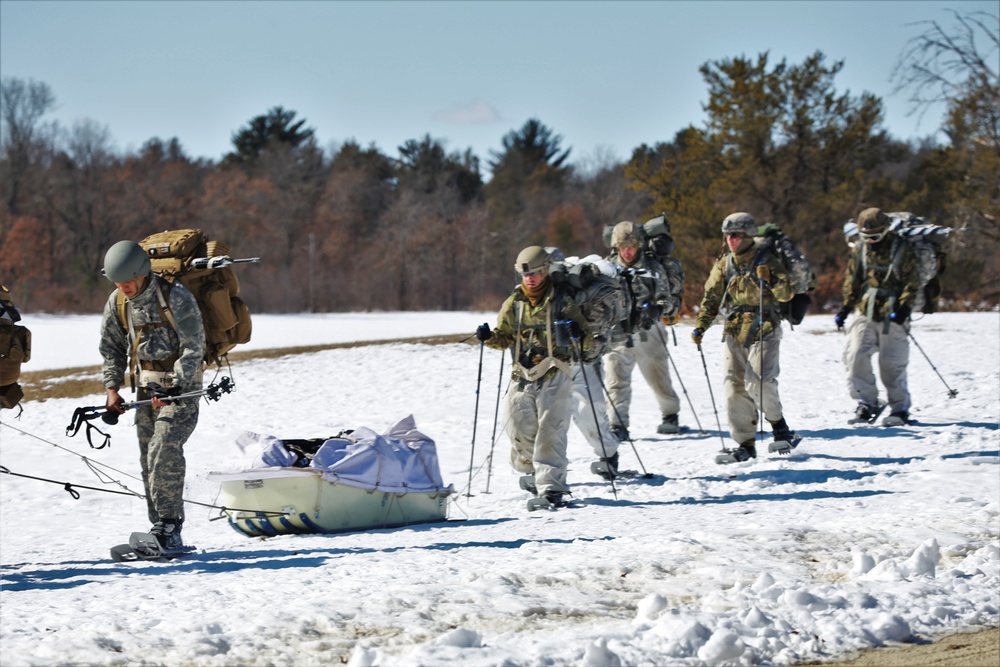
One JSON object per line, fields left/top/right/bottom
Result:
{"left": 695, "top": 239, "right": 795, "bottom": 345}
{"left": 100, "top": 274, "right": 206, "bottom": 391}
{"left": 610, "top": 251, "right": 683, "bottom": 334}
{"left": 843, "top": 234, "right": 920, "bottom": 322}
{"left": 486, "top": 283, "right": 594, "bottom": 381}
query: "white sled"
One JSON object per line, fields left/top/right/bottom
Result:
{"left": 209, "top": 416, "right": 453, "bottom": 537}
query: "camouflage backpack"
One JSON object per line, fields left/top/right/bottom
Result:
{"left": 116, "top": 229, "right": 257, "bottom": 366}
{"left": 0, "top": 283, "right": 31, "bottom": 410}
{"left": 549, "top": 255, "right": 632, "bottom": 361}
{"left": 885, "top": 212, "right": 951, "bottom": 314}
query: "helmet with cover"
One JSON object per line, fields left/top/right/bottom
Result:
{"left": 103, "top": 241, "right": 151, "bottom": 283}
{"left": 514, "top": 246, "right": 550, "bottom": 276}
{"left": 857, "top": 207, "right": 890, "bottom": 243}
{"left": 610, "top": 221, "right": 643, "bottom": 249}
{"left": 720, "top": 212, "right": 757, "bottom": 236}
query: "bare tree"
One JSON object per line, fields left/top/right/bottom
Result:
{"left": 892, "top": 10, "right": 999, "bottom": 148}
{"left": 1, "top": 77, "right": 56, "bottom": 215}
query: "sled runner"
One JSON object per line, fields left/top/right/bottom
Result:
{"left": 209, "top": 416, "right": 453, "bottom": 537}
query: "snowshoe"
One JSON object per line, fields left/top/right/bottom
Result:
{"left": 590, "top": 452, "right": 620, "bottom": 480}
{"left": 610, "top": 425, "right": 630, "bottom": 442}
{"left": 881, "top": 411, "right": 910, "bottom": 427}
{"left": 519, "top": 474, "right": 537, "bottom": 495}
{"left": 527, "top": 492, "right": 570, "bottom": 511}
{"left": 656, "top": 414, "right": 680, "bottom": 435}
{"left": 110, "top": 531, "right": 195, "bottom": 562}
{"left": 715, "top": 441, "right": 756, "bottom": 465}
{"left": 768, "top": 432, "right": 803, "bottom": 455}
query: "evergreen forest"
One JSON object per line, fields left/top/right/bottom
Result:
{"left": 2, "top": 12, "right": 997, "bottom": 315}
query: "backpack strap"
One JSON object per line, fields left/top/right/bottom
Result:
{"left": 116, "top": 280, "right": 178, "bottom": 392}
{"left": 511, "top": 297, "right": 572, "bottom": 383}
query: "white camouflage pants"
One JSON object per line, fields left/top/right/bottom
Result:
{"left": 723, "top": 327, "right": 784, "bottom": 445}
{"left": 506, "top": 370, "right": 572, "bottom": 496}
{"left": 843, "top": 315, "right": 911, "bottom": 414}
{"left": 570, "top": 361, "right": 619, "bottom": 459}
{"left": 604, "top": 324, "right": 680, "bottom": 429}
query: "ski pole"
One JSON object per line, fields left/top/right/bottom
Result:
{"left": 573, "top": 347, "right": 618, "bottom": 499}
{"left": 907, "top": 329, "right": 958, "bottom": 398}
{"left": 697, "top": 342, "right": 728, "bottom": 449}
{"left": 484, "top": 352, "right": 506, "bottom": 494}
{"left": 758, "top": 270, "right": 766, "bottom": 443}
{"left": 599, "top": 372, "right": 653, "bottom": 478}
{"left": 66, "top": 378, "right": 235, "bottom": 448}
{"left": 467, "top": 338, "right": 485, "bottom": 498}
{"left": 654, "top": 326, "right": 705, "bottom": 434}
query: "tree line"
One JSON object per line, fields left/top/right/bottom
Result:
{"left": 1, "top": 11, "right": 996, "bottom": 315}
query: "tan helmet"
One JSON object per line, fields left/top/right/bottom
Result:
{"left": 721, "top": 212, "right": 757, "bottom": 236}
{"left": 610, "top": 221, "right": 643, "bottom": 249}
{"left": 514, "top": 246, "right": 550, "bottom": 275}
{"left": 857, "top": 207, "right": 890, "bottom": 242}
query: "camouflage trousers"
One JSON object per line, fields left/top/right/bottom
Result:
{"left": 135, "top": 397, "right": 199, "bottom": 524}
{"left": 843, "top": 315, "right": 911, "bottom": 415}
{"left": 570, "top": 361, "right": 618, "bottom": 459}
{"left": 723, "top": 327, "right": 784, "bottom": 445}
{"left": 604, "top": 323, "right": 680, "bottom": 429}
{"left": 506, "top": 370, "right": 572, "bottom": 496}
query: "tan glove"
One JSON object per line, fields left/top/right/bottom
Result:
{"left": 756, "top": 265, "right": 771, "bottom": 283}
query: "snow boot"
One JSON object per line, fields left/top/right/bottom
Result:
{"left": 882, "top": 411, "right": 910, "bottom": 427}
{"left": 716, "top": 440, "right": 756, "bottom": 465}
{"left": 519, "top": 473, "right": 537, "bottom": 495}
{"left": 150, "top": 518, "right": 184, "bottom": 551}
{"left": 848, "top": 402, "right": 886, "bottom": 425}
{"left": 591, "top": 451, "right": 619, "bottom": 480}
{"left": 656, "top": 414, "right": 680, "bottom": 435}
{"left": 768, "top": 418, "right": 802, "bottom": 454}
{"left": 527, "top": 491, "right": 569, "bottom": 511}
{"left": 611, "top": 425, "right": 630, "bottom": 442}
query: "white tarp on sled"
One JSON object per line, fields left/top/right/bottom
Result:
{"left": 209, "top": 415, "right": 453, "bottom": 536}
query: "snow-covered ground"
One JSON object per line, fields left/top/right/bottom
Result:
{"left": 1, "top": 311, "right": 997, "bottom": 666}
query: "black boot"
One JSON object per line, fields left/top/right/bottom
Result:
{"left": 656, "top": 414, "right": 680, "bottom": 434}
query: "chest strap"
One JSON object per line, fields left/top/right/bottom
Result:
{"left": 512, "top": 300, "right": 572, "bottom": 382}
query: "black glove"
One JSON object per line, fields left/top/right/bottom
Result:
{"left": 567, "top": 320, "right": 583, "bottom": 340}
{"left": 890, "top": 305, "right": 911, "bottom": 325}
{"left": 834, "top": 306, "right": 851, "bottom": 329}
{"left": 475, "top": 323, "right": 492, "bottom": 342}
{"left": 638, "top": 303, "right": 663, "bottom": 331}
{"left": 691, "top": 328, "right": 704, "bottom": 346}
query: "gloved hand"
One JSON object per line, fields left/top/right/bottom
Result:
{"left": 475, "top": 323, "right": 492, "bottom": 342}
{"left": 662, "top": 313, "right": 679, "bottom": 326}
{"left": 638, "top": 303, "right": 663, "bottom": 330}
{"left": 567, "top": 320, "right": 583, "bottom": 340}
{"left": 834, "top": 305, "right": 851, "bottom": 329}
{"left": 691, "top": 328, "right": 704, "bottom": 346}
{"left": 756, "top": 264, "right": 771, "bottom": 283}
{"left": 890, "top": 305, "right": 911, "bottom": 325}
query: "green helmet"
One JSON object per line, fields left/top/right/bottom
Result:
{"left": 721, "top": 212, "right": 757, "bottom": 236}
{"left": 610, "top": 221, "right": 643, "bottom": 249}
{"left": 103, "top": 241, "right": 151, "bottom": 282}
{"left": 514, "top": 246, "right": 550, "bottom": 275}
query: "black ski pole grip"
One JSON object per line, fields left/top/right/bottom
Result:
{"left": 102, "top": 409, "right": 120, "bottom": 425}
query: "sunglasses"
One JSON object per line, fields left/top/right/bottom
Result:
{"left": 521, "top": 269, "right": 547, "bottom": 278}
{"left": 725, "top": 232, "right": 746, "bottom": 240}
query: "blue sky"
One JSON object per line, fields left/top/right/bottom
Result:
{"left": 1, "top": 1, "right": 994, "bottom": 173}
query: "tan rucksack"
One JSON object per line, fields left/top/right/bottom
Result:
{"left": 117, "top": 229, "right": 256, "bottom": 366}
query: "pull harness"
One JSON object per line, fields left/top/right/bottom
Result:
{"left": 511, "top": 297, "right": 572, "bottom": 383}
